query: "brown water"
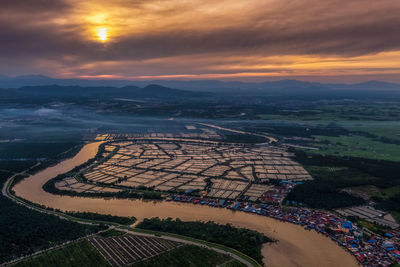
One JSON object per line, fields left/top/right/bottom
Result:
{"left": 14, "top": 142, "right": 358, "bottom": 267}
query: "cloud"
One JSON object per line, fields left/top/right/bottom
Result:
{"left": 0, "top": 0, "right": 70, "bottom": 12}
{"left": 0, "top": 0, "right": 400, "bottom": 81}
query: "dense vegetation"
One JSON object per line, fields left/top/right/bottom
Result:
{"left": 0, "top": 142, "right": 81, "bottom": 159}
{"left": 97, "top": 229, "right": 125, "bottom": 238}
{"left": 0, "top": 176, "right": 105, "bottom": 263}
{"left": 137, "top": 218, "right": 272, "bottom": 264}
{"left": 13, "top": 239, "right": 109, "bottom": 267}
{"left": 7, "top": 144, "right": 84, "bottom": 189}
{"left": 26, "top": 144, "right": 83, "bottom": 176}
{"left": 285, "top": 150, "right": 400, "bottom": 210}
{"left": 285, "top": 165, "right": 368, "bottom": 209}
{"left": 0, "top": 160, "right": 37, "bottom": 173}
{"left": 133, "top": 245, "right": 245, "bottom": 267}
{"left": 375, "top": 193, "right": 400, "bottom": 213}
{"left": 347, "top": 216, "right": 390, "bottom": 236}
{"left": 0, "top": 157, "right": 105, "bottom": 264}
{"left": 293, "top": 150, "right": 400, "bottom": 188}
{"left": 285, "top": 178, "right": 365, "bottom": 209}
{"left": 66, "top": 211, "right": 136, "bottom": 225}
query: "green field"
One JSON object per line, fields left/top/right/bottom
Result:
{"left": 133, "top": 245, "right": 246, "bottom": 267}
{"left": 347, "top": 185, "right": 400, "bottom": 201}
{"left": 13, "top": 239, "right": 109, "bottom": 267}
{"left": 258, "top": 103, "right": 400, "bottom": 122}
{"left": 342, "top": 121, "right": 400, "bottom": 141}
{"left": 310, "top": 135, "right": 400, "bottom": 161}
{"left": 348, "top": 217, "right": 390, "bottom": 236}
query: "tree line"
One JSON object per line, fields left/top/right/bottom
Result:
{"left": 137, "top": 217, "right": 273, "bottom": 264}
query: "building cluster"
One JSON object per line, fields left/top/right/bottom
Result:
{"left": 56, "top": 136, "right": 399, "bottom": 266}
{"left": 167, "top": 194, "right": 400, "bottom": 266}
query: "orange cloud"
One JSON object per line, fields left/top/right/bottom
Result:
{"left": 1, "top": 0, "right": 400, "bottom": 82}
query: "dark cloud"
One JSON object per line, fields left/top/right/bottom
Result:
{"left": 0, "top": 0, "right": 400, "bottom": 81}
{"left": 0, "top": 0, "right": 70, "bottom": 12}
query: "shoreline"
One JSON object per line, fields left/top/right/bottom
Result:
{"left": 13, "top": 141, "right": 358, "bottom": 267}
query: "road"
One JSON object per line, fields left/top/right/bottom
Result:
{"left": 197, "top": 123, "right": 278, "bottom": 143}
{"left": 2, "top": 169, "right": 259, "bottom": 267}
{"left": 122, "top": 228, "right": 258, "bottom": 267}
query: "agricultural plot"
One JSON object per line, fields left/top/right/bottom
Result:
{"left": 243, "top": 184, "right": 273, "bottom": 201}
{"left": 132, "top": 244, "right": 246, "bottom": 267}
{"left": 13, "top": 239, "right": 109, "bottom": 267}
{"left": 66, "top": 136, "right": 311, "bottom": 200}
{"left": 208, "top": 179, "right": 248, "bottom": 199}
{"left": 55, "top": 177, "right": 122, "bottom": 194}
{"left": 336, "top": 206, "right": 399, "bottom": 229}
{"left": 104, "top": 131, "right": 222, "bottom": 141}
{"left": 88, "top": 234, "right": 182, "bottom": 267}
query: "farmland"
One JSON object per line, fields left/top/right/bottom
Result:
{"left": 88, "top": 233, "right": 182, "bottom": 267}
{"left": 13, "top": 239, "right": 109, "bottom": 267}
{"left": 14, "top": 233, "right": 248, "bottom": 267}
{"left": 308, "top": 135, "right": 400, "bottom": 161}
{"left": 133, "top": 245, "right": 246, "bottom": 267}
{"left": 52, "top": 136, "right": 311, "bottom": 202}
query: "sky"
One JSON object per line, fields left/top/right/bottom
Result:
{"left": 1, "top": 0, "right": 400, "bottom": 82}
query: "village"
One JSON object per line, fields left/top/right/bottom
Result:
{"left": 53, "top": 135, "right": 400, "bottom": 266}
{"left": 165, "top": 192, "right": 400, "bottom": 266}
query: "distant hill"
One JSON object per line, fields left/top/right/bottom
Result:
{"left": 125, "top": 84, "right": 208, "bottom": 97}
{"left": 330, "top": 80, "right": 400, "bottom": 91}
{"left": 15, "top": 84, "right": 209, "bottom": 99}
{"left": 1, "top": 75, "right": 400, "bottom": 92}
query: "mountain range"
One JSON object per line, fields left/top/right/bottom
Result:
{"left": 1, "top": 75, "right": 400, "bottom": 92}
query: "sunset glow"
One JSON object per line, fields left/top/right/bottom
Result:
{"left": 1, "top": 0, "right": 400, "bottom": 82}
{"left": 96, "top": 27, "right": 108, "bottom": 42}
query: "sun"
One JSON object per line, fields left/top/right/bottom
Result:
{"left": 96, "top": 27, "right": 108, "bottom": 42}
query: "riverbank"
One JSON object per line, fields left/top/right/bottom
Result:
{"left": 13, "top": 141, "right": 358, "bottom": 267}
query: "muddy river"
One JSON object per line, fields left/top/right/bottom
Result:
{"left": 14, "top": 142, "right": 358, "bottom": 267}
